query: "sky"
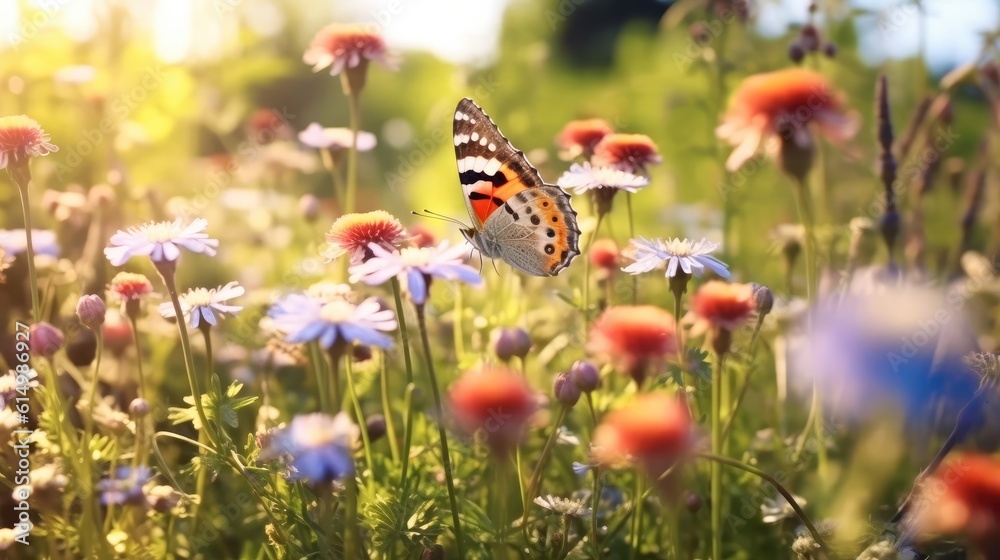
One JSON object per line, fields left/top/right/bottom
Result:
{"left": 0, "top": 0, "right": 997, "bottom": 71}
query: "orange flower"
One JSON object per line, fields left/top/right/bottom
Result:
{"left": 303, "top": 23, "right": 395, "bottom": 77}
{"left": 591, "top": 133, "right": 662, "bottom": 174}
{"left": 910, "top": 454, "right": 1000, "bottom": 553}
{"left": 323, "top": 211, "right": 407, "bottom": 265}
{"left": 716, "top": 68, "right": 858, "bottom": 172}
{"left": 587, "top": 305, "right": 678, "bottom": 385}
{"left": 448, "top": 366, "right": 537, "bottom": 455}
{"left": 592, "top": 392, "right": 692, "bottom": 477}
{"left": 688, "top": 281, "right": 755, "bottom": 333}
{"left": 0, "top": 115, "right": 58, "bottom": 170}
{"left": 557, "top": 118, "right": 613, "bottom": 160}
{"left": 589, "top": 239, "right": 620, "bottom": 272}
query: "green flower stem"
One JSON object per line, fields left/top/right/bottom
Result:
{"left": 329, "top": 348, "right": 343, "bottom": 413}
{"left": 80, "top": 332, "right": 106, "bottom": 559}
{"left": 345, "top": 355, "right": 374, "bottom": 489}
{"left": 11, "top": 172, "right": 40, "bottom": 320}
{"left": 626, "top": 193, "right": 637, "bottom": 305}
{"left": 710, "top": 353, "right": 724, "bottom": 560}
{"left": 309, "top": 342, "right": 331, "bottom": 414}
{"left": 582, "top": 215, "right": 604, "bottom": 320}
{"left": 494, "top": 461, "right": 511, "bottom": 560}
{"left": 526, "top": 405, "right": 567, "bottom": 504}
{"left": 320, "top": 148, "right": 347, "bottom": 204}
{"left": 158, "top": 267, "right": 218, "bottom": 450}
{"left": 791, "top": 178, "right": 827, "bottom": 478}
{"left": 722, "top": 314, "right": 767, "bottom": 442}
{"left": 379, "top": 353, "right": 400, "bottom": 464}
{"left": 391, "top": 277, "right": 418, "bottom": 490}
{"left": 191, "top": 326, "right": 214, "bottom": 530}
{"left": 628, "top": 472, "right": 644, "bottom": 560}
{"left": 400, "top": 382, "right": 417, "bottom": 492}
{"left": 585, "top": 393, "right": 602, "bottom": 559}
{"left": 414, "top": 304, "right": 464, "bottom": 557}
{"left": 696, "top": 452, "right": 829, "bottom": 554}
{"left": 346, "top": 91, "right": 362, "bottom": 214}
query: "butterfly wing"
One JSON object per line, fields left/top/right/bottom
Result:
{"left": 482, "top": 185, "right": 581, "bottom": 276}
{"left": 454, "top": 98, "right": 543, "bottom": 229}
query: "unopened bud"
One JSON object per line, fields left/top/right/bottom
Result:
{"left": 788, "top": 42, "right": 806, "bottom": 65}
{"left": 129, "top": 398, "right": 151, "bottom": 418}
{"left": 749, "top": 283, "right": 774, "bottom": 316}
{"left": 554, "top": 372, "right": 581, "bottom": 407}
{"left": 30, "top": 323, "right": 65, "bottom": 358}
{"left": 492, "top": 327, "right": 532, "bottom": 362}
{"left": 570, "top": 360, "right": 601, "bottom": 392}
{"left": 75, "top": 294, "right": 106, "bottom": 330}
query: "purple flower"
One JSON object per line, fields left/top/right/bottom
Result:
{"left": 349, "top": 241, "right": 482, "bottom": 305}
{"left": 98, "top": 466, "right": 152, "bottom": 506}
{"left": 104, "top": 218, "right": 219, "bottom": 266}
{"left": 262, "top": 412, "right": 358, "bottom": 483}
{"left": 268, "top": 293, "right": 396, "bottom": 350}
{"left": 622, "top": 237, "right": 730, "bottom": 279}
{"left": 158, "top": 281, "right": 245, "bottom": 328}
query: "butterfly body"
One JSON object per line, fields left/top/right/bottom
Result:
{"left": 453, "top": 98, "right": 580, "bottom": 276}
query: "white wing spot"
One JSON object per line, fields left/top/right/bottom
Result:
{"left": 470, "top": 118, "right": 477, "bottom": 124}
{"left": 483, "top": 157, "right": 502, "bottom": 175}
{"left": 455, "top": 111, "right": 466, "bottom": 120}
{"left": 479, "top": 137, "right": 488, "bottom": 146}
{"left": 488, "top": 143, "right": 497, "bottom": 151}
{"left": 473, "top": 156, "right": 488, "bottom": 172}
{"left": 454, "top": 134, "right": 470, "bottom": 146}
{"left": 471, "top": 132, "right": 479, "bottom": 142}
{"left": 458, "top": 156, "right": 476, "bottom": 172}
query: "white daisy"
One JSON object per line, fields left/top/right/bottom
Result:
{"left": 622, "top": 237, "right": 730, "bottom": 279}
{"left": 298, "top": 123, "right": 377, "bottom": 152}
{"left": 0, "top": 369, "right": 38, "bottom": 409}
{"left": 556, "top": 161, "right": 649, "bottom": 194}
{"left": 104, "top": 218, "right": 219, "bottom": 266}
{"left": 0, "top": 229, "right": 60, "bottom": 257}
{"left": 157, "top": 282, "right": 245, "bottom": 329}
{"left": 533, "top": 495, "right": 591, "bottom": 518}
{"left": 268, "top": 293, "right": 397, "bottom": 350}
{"left": 348, "top": 240, "right": 482, "bottom": 305}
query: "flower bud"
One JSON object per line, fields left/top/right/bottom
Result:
{"left": 365, "top": 414, "right": 387, "bottom": 442}
{"left": 421, "top": 544, "right": 445, "bottom": 560}
{"left": 129, "top": 398, "right": 151, "bottom": 418}
{"left": 684, "top": 491, "right": 703, "bottom": 513}
{"left": 570, "top": 360, "right": 601, "bottom": 392}
{"left": 75, "top": 294, "right": 106, "bottom": 330}
{"left": 589, "top": 239, "right": 620, "bottom": 275}
{"left": 554, "top": 372, "right": 581, "bottom": 407}
{"left": 492, "top": 327, "right": 532, "bottom": 362}
{"left": 30, "top": 323, "right": 65, "bottom": 358}
{"left": 823, "top": 42, "right": 837, "bottom": 58}
{"left": 788, "top": 42, "right": 806, "bottom": 64}
{"left": 749, "top": 283, "right": 774, "bottom": 316}
{"left": 352, "top": 345, "right": 372, "bottom": 363}
{"left": 800, "top": 23, "right": 820, "bottom": 51}
{"left": 298, "top": 194, "right": 320, "bottom": 222}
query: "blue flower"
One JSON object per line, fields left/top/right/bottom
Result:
{"left": 264, "top": 413, "right": 358, "bottom": 483}
{"left": 348, "top": 240, "right": 482, "bottom": 305}
{"left": 98, "top": 466, "right": 153, "bottom": 506}
{"left": 268, "top": 293, "right": 396, "bottom": 350}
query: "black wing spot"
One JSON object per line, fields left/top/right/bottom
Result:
{"left": 468, "top": 192, "right": 490, "bottom": 201}
{"left": 460, "top": 170, "right": 506, "bottom": 187}
{"left": 542, "top": 201, "right": 549, "bottom": 207}
{"left": 546, "top": 228, "right": 555, "bottom": 238}
{"left": 551, "top": 216, "right": 559, "bottom": 223}
{"left": 560, "top": 250, "right": 569, "bottom": 261}
{"left": 524, "top": 206, "right": 532, "bottom": 214}
{"left": 530, "top": 215, "right": 541, "bottom": 225}
{"left": 512, "top": 213, "right": 519, "bottom": 221}
{"left": 492, "top": 197, "right": 504, "bottom": 206}
{"left": 544, "top": 244, "right": 555, "bottom": 255}
{"left": 503, "top": 204, "right": 515, "bottom": 215}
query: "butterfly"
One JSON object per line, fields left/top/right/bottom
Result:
{"left": 453, "top": 98, "right": 580, "bottom": 276}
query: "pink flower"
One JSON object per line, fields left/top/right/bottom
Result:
{"left": 0, "top": 115, "right": 58, "bottom": 170}
{"left": 303, "top": 24, "right": 396, "bottom": 76}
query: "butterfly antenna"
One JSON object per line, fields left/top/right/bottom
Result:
{"left": 491, "top": 258, "right": 500, "bottom": 277}
{"left": 411, "top": 209, "right": 469, "bottom": 228}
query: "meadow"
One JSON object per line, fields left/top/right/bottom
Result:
{"left": 1, "top": 0, "right": 999, "bottom": 559}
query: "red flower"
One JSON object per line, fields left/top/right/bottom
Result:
{"left": 323, "top": 211, "right": 407, "bottom": 265}
{"left": 910, "top": 454, "right": 1000, "bottom": 554}
{"left": 587, "top": 305, "right": 678, "bottom": 385}
{"left": 448, "top": 366, "right": 537, "bottom": 455}
{"left": 591, "top": 133, "right": 662, "bottom": 174}
{"left": 0, "top": 115, "right": 58, "bottom": 170}
{"left": 589, "top": 239, "right": 620, "bottom": 272}
{"left": 304, "top": 23, "right": 394, "bottom": 76}
{"left": 102, "top": 311, "right": 134, "bottom": 357}
{"left": 557, "top": 118, "right": 613, "bottom": 160}
{"left": 716, "top": 68, "right": 858, "bottom": 172}
{"left": 689, "top": 281, "right": 755, "bottom": 332}
{"left": 245, "top": 109, "right": 292, "bottom": 145}
{"left": 592, "top": 392, "right": 692, "bottom": 477}
{"left": 109, "top": 272, "right": 153, "bottom": 302}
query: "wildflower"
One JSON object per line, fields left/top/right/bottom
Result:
{"left": 0, "top": 115, "right": 58, "bottom": 173}
{"left": 104, "top": 218, "right": 219, "bottom": 267}
{"left": 102, "top": 311, "right": 134, "bottom": 357}
{"left": 407, "top": 224, "right": 438, "bottom": 248}
{"left": 109, "top": 272, "right": 153, "bottom": 317}
{"left": 348, "top": 240, "right": 482, "bottom": 305}
{"left": 965, "top": 352, "right": 1000, "bottom": 387}
{"left": 244, "top": 108, "right": 293, "bottom": 144}
{"left": 263, "top": 412, "right": 358, "bottom": 483}
{"left": 592, "top": 392, "right": 692, "bottom": 479}
{"left": 558, "top": 161, "right": 648, "bottom": 216}
{"left": 306, "top": 281, "right": 354, "bottom": 303}
{"left": 89, "top": 397, "right": 133, "bottom": 434}
{"left": 534, "top": 495, "right": 591, "bottom": 518}
{"left": 908, "top": 455, "right": 1000, "bottom": 554}
{"left": 29, "top": 323, "right": 64, "bottom": 358}
{"left": 591, "top": 133, "right": 662, "bottom": 174}
{"left": 303, "top": 23, "right": 396, "bottom": 93}
{"left": 688, "top": 281, "right": 755, "bottom": 354}
{"left": 761, "top": 493, "right": 808, "bottom": 523}
{"left": 716, "top": 68, "right": 858, "bottom": 173}
{"left": 570, "top": 360, "right": 600, "bottom": 392}
{"left": 146, "top": 485, "right": 181, "bottom": 514}
{"left": 157, "top": 281, "right": 245, "bottom": 329}
{"left": 98, "top": 466, "right": 153, "bottom": 506}
{"left": 268, "top": 293, "right": 397, "bottom": 352}
{"left": 448, "top": 366, "right": 537, "bottom": 455}
{"left": 749, "top": 283, "right": 775, "bottom": 316}
{"left": 553, "top": 372, "right": 581, "bottom": 407}
{"left": 129, "top": 398, "right": 151, "bottom": 418}
{"left": 589, "top": 239, "right": 620, "bottom": 277}
{"left": 587, "top": 305, "right": 678, "bottom": 386}
{"left": 622, "top": 237, "right": 730, "bottom": 280}
{"left": 491, "top": 327, "right": 532, "bottom": 363}
{"left": 298, "top": 123, "right": 377, "bottom": 152}
{"left": 0, "top": 229, "right": 60, "bottom": 257}
{"left": 556, "top": 118, "right": 613, "bottom": 160}
{"left": 323, "top": 211, "right": 407, "bottom": 265}
{"left": 75, "top": 294, "right": 106, "bottom": 330}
